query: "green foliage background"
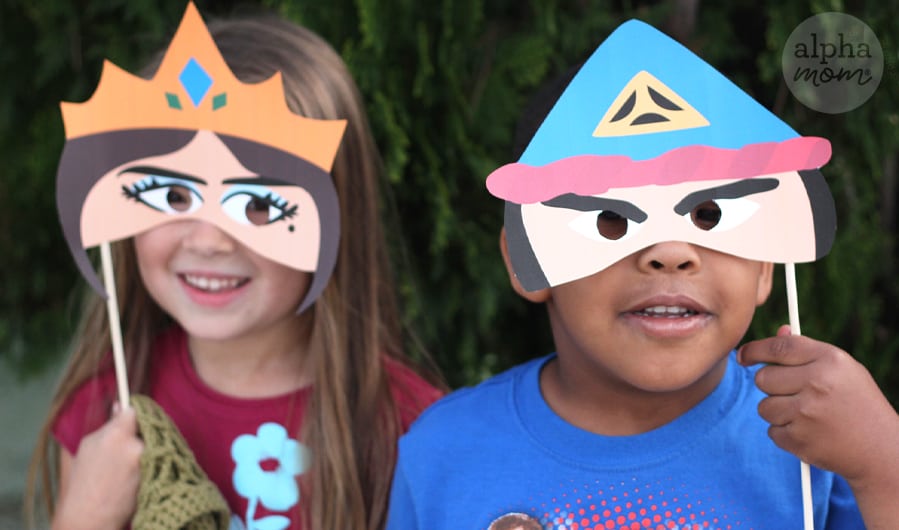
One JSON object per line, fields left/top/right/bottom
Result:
{"left": 2, "top": 0, "right": 897, "bottom": 398}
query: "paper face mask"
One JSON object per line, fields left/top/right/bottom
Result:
{"left": 55, "top": 2, "right": 346, "bottom": 312}
{"left": 486, "top": 20, "right": 836, "bottom": 291}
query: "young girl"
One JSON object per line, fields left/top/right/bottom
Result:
{"left": 27, "top": 6, "right": 443, "bottom": 530}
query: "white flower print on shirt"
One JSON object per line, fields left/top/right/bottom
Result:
{"left": 230, "top": 422, "right": 310, "bottom": 530}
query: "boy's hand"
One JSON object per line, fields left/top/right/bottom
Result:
{"left": 738, "top": 325, "right": 899, "bottom": 487}
{"left": 54, "top": 404, "right": 144, "bottom": 530}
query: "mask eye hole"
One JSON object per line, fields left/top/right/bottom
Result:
{"left": 246, "top": 196, "right": 278, "bottom": 226}
{"left": 164, "top": 186, "right": 195, "bottom": 212}
{"left": 684, "top": 198, "right": 760, "bottom": 232}
{"left": 123, "top": 176, "right": 203, "bottom": 214}
{"left": 221, "top": 184, "right": 298, "bottom": 226}
{"left": 690, "top": 200, "right": 722, "bottom": 230}
{"left": 597, "top": 210, "right": 629, "bottom": 240}
{"left": 569, "top": 210, "right": 642, "bottom": 242}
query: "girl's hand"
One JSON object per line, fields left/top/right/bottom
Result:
{"left": 53, "top": 404, "right": 144, "bottom": 530}
{"left": 739, "top": 325, "right": 899, "bottom": 529}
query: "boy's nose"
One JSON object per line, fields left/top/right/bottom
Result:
{"left": 181, "top": 221, "right": 236, "bottom": 256}
{"left": 636, "top": 241, "right": 702, "bottom": 273}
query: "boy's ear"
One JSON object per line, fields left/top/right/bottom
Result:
{"left": 500, "top": 228, "right": 551, "bottom": 303}
{"left": 756, "top": 261, "right": 775, "bottom": 306}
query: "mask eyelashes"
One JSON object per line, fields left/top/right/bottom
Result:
{"left": 264, "top": 191, "right": 298, "bottom": 219}
{"left": 121, "top": 175, "right": 204, "bottom": 214}
{"left": 121, "top": 175, "right": 160, "bottom": 200}
{"left": 253, "top": 192, "right": 298, "bottom": 222}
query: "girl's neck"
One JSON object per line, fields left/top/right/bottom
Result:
{"left": 186, "top": 316, "right": 313, "bottom": 399}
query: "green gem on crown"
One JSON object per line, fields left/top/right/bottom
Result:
{"left": 212, "top": 92, "right": 227, "bottom": 110}
{"left": 165, "top": 93, "right": 182, "bottom": 110}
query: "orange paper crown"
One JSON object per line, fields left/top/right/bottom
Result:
{"left": 60, "top": 2, "right": 346, "bottom": 172}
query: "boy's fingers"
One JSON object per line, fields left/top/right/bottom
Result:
{"left": 766, "top": 423, "right": 805, "bottom": 456}
{"left": 757, "top": 394, "right": 800, "bottom": 426}
{"left": 739, "top": 333, "right": 816, "bottom": 367}
{"left": 754, "top": 364, "right": 808, "bottom": 396}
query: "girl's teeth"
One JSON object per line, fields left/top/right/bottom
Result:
{"left": 185, "top": 275, "right": 242, "bottom": 292}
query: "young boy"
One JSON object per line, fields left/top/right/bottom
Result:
{"left": 387, "top": 20, "right": 899, "bottom": 530}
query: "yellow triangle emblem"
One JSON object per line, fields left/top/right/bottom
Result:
{"left": 593, "top": 71, "right": 709, "bottom": 137}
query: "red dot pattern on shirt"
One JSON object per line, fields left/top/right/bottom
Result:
{"left": 523, "top": 478, "right": 751, "bottom": 530}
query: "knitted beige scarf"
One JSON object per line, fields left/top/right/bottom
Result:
{"left": 130, "top": 395, "right": 230, "bottom": 530}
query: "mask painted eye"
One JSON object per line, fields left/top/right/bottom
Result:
{"left": 221, "top": 184, "right": 297, "bottom": 226}
{"left": 123, "top": 176, "right": 203, "bottom": 214}
{"left": 685, "top": 198, "right": 759, "bottom": 232}
{"left": 569, "top": 210, "right": 642, "bottom": 241}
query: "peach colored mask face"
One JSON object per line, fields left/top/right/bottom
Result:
{"left": 81, "top": 130, "right": 322, "bottom": 272}
{"left": 522, "top": 172, "right": 821, "bottom": 288}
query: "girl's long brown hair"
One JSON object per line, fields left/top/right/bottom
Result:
{"left": 27, "top": 14, "right": 431, "bottom": 530}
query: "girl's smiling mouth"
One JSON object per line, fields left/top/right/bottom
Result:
{"left": 181, "top": 273, "right": 249, "bottom": 292}
{"left": 178, "top": 273, "right": 251, "bottom": 307}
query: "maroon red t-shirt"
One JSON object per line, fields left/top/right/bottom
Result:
{"left": 53, "top": 326, "right": 442, "bottom": 529}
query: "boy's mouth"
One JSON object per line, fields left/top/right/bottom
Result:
{"left": 633, "top": 305, "right": 699, "bottom": 318}
{"left": 181, "top": 273, "right": 249, "bottom": 292}
{"left": 624, "top": 296, "right": 711, "bottom": 338}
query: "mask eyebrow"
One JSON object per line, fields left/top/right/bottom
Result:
{"left": 222, "top": 176, "right": 294, "bottom": 186}
{"left": 542, "top": 193, "right": 648, "bottom": 222}
{"left": 673, "top": 178, "right": 780, "bottom": 215}
{"left": 118, "top": 165, "right": 207, "bottom": 185}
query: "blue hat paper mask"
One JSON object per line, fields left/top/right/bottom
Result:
{"left": 487, "top": 20, "right": 835, "bottom": 291}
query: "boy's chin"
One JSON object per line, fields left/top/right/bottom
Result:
{"left": 626, "top": 355, "right": 730, "bottom": 395}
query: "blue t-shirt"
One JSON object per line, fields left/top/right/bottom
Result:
{"left": 387, "top": 353, "right": 863, "bottom": 529}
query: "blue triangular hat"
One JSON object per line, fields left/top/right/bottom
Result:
{"left": 521, "top": 19, "right": 800, "bottom": 165}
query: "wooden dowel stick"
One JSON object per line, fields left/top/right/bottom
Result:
{"left": 100, "top": 241, "right": 130, "bottom": 408}
{"left": 786, "top": 263, "right": 813, "bottom": 530}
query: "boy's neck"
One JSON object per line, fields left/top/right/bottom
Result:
{"left": 539, "top": 354, "right": 728, "bottom": 436}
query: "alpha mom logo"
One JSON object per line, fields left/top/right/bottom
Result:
{"left": 782, "top": 12, "right": 883, "bottom": 114}
{"left": 793, "top": 32, "right": 875, "bottom": 85}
